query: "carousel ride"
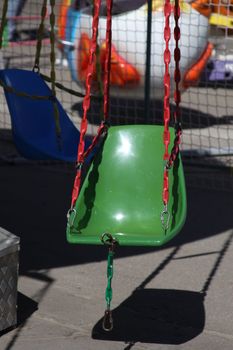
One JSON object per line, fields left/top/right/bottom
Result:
{"left": 195, "top": 0, "right": 233, "bottom": 85}
{"left": 57, "top": 0, "right": 214, "bottom": 98}
{"left": 57, "top": 0, "right": 233, "bottom": 91}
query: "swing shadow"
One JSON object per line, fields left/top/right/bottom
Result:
{"left": 171, "top": 156, "right": 180, "bottom": 230}
{"left": 92, "top": 288, "right": 205, "bottom": 345}
{"left": 92, "top": 246, "right": 205, "bottom": 345}
{"left": 92, "top": 231, "right": 233, "bottom": 345}
{"left": 76, "top": 138, "right": 105, "bottom": 231}
{"left": 71, "top": 96, "right": 233, "bottom": 130}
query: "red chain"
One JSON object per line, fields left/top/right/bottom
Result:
{"left": 173, "top": 0, "right": 181, "bottom": 122}
{"left": 83, "top": 0, "right": 113, "bottom": 161}
{"left": 163, "top": 0, "right": 172, "bottom": 207}
{"left": 70, "top": 0, "right": 101, "bottom": 209}
{"left": 162, "top": 0, "right": 181, "bottom": 213}
{"left": 167, "top": 0, "right": 182, "bottom": 170}
{"left": 103, "top": 0, "right": 113, "bottom": 121}
{"left": 70, "top": 0, "right": 112, "bottom": 209}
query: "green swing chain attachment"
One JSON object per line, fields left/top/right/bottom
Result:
{"left": 101, "top": 233, "right": 118, "bottom": 331}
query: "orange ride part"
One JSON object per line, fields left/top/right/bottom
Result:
{"left": 212, "top": 0, "right": 233, "bottom": 16}
{"left": 57, "top": 0, "right": 71, "bottom": 41}
{"left": 77, "top": 33, "right": 97, "bottom": 82}
{"left": 183, "top": 42, "right": 213, "bottom": 89}
{"left": 101, "top": 42, "right": 140, "bottom": 86}
{"left": 78, "top": 33, "right": 140, "bottom": 87}
{"left": 191, "top": 0, "right": 233, "bottom": 17}
{"left": 191, "top": 0, "right": 211, "bottom": 17}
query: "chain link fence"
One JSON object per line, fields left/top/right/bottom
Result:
{"left": 0, "top": 0, "right": 232, "bottom": 189}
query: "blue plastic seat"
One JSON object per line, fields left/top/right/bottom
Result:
{"left": 0, "top": 69, "right": 86, "bottom": 161}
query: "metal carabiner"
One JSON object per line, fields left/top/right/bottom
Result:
{"left": 161, "top": 205, "right": 170, "bottom": 232}
{"left": 101, "top": 232, "right": 117, "bottom": 251}
{"left": 67, "top": 208, "right": 77, "bottom": 228}
{"left": 102, "top": 308, "right": 113, "bottom": 332}
{"left": 33, "top": 64, "right": 40, "bottom": 74}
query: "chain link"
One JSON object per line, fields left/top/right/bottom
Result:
{"left": 167, "top": 0, "right": 182, "bottom": 170}
{"left": 103, "top": 0, "right": 113, "bottom": 121}
{"left": 0, "top": 0, "right": 85, "bottom": 101}
{"left": 162, "top": 0, "right": 182, "bottom": 229}
{"left": 49, "top": 0, "right": 61, "bottom": 141}
{"left": 162, "top": 0, "right": 172, "bottom": 213}
{"left": 0, "top": 77, "right": 52, "bottom": 100}
{"left": 105, "top": 249, "right": 114, "bottom": 308}
{"left": 163, "top": 0, "right": 172, "bottom": 162}
{"left": 33, "top": 0, "right": 47, "bottom": 72}
{"left": 70, "top": 0, "right": 101, "bottom": 210}
{"left": 0, "top": 0, "right": 8, "bottom": 50}
{"left": 101, "top": 233, "right": 117, "bottom": 331}
{"left": 70, "top": 0, "right": 113, "bottom": 210}
{"left": 40, "top": 73, "right": 86, "bottom": 98}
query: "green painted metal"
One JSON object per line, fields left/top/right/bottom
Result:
{"left": 67, "top": 125, "right": 187, "bottom": 246}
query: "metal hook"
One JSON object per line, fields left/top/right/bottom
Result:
{"left": 102, "top": 308, "right": 113, "bottom": 332}
{"left": 67, "top": 208, "right": 77, "bottom": 228}
{"left": 101, "top": 232, "right": 117, "bottom": 250}
{"left": 33, "top": 64, "right": 40, "bottom": 74}
{"left": 161, "top": 205, "right": 170, "bottom": 232}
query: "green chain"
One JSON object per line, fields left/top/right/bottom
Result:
{"left": 101, "top": 233, "right": 117, "bottom": 331}
{"left": 105, "top": 249, "right": 114, "bottom": 309}
{"left": 0, "top": 0, "right": 8, "bottom": 49}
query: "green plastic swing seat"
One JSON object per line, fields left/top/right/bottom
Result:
{"left": 67, "top": 125, "right": 187, "bottom": 246}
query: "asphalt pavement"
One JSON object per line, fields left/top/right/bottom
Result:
{"left": 0, "top": 158, "right": 232, "bottom": 350}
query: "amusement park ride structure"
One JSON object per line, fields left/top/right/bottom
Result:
{"left": 57, "top": 0, "right": 233, "bottom": 96}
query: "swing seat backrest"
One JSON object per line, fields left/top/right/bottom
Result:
{"left": 67, "top": 125, "right": 187, "bottom": 246}
{"left": 0, "top": 69, "right": 84, "bottom": 161}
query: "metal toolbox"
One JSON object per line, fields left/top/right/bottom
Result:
{"left": 0, "top": 227, "right": 20, "bottom": 332}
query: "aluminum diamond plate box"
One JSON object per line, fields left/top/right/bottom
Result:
{"left": 0, "top": 227, "right": 20, "bottom": 332}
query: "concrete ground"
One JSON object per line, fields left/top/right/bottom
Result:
{"left": 0, "top": 156, "right": 232, "bottom": 350}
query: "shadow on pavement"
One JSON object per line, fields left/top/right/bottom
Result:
{"left": 17, "top": 292, "right": 38, "bottom": 326}
{"left": 0, "top": 293, "right": 37, "bottom": 339}
{"left": 92, "top": 231, "right": 233, "bottom": 345}
{"left": 92, "top": 289, "right": 205, "bottom": 345}
{"left": 0, "top": 160, "right": 232, "bottom": 273}
{"left": 72, "top": 97, "right": 233, "bottom": 129}
{"left": 93, "top": 246, "right": 205, "bottom": 345}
